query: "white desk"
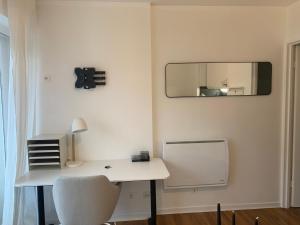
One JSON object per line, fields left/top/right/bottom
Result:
{"left": 15, "top": 158, "right": 169, "bottom": 225}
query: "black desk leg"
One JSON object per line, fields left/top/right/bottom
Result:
{"left": 37, "top": 186, "right": 45, "bottom": 225}
{"left": 148, "top": 180, "right": 157, "bottom": 225}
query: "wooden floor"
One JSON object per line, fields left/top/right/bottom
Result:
{"left": 118, "top": 208, "right": 300, "bottom": 225}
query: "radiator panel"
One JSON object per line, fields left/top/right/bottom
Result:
{"left": 163, "top": 140, "right": 229, "bottom": 189}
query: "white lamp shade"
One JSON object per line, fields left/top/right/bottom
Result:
{"left": 71, "top": 118, "right": 88, "bottom": 133}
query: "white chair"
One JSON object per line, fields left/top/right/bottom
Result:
{"left": 53, "top": 175, "right": 121, "bottom": 225}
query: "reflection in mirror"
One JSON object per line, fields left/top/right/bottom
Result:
{"left": 165, "top": 62, "right": 272, "bottom": 97}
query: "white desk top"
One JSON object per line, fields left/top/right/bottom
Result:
{"left": 15, "top": 158, "right": 170, "bottom": 187}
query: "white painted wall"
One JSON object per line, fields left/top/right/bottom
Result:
{"left": 152, "top": 6, "right": 285, "bottom": 212}
{"left": 166, "top": 63, "right": 200, "bottom": 97}
{"left": 35, "top": 1, "right": 289, "bottom": 222}
{"left": 206, "top": 63, "right": 229, "bottom": 89}
{"left": 0, "top": 0, "right": 7, "bottom": 16}
{"left": 227, "top": 63, "right": 252, "bottom": 95}
{"left": 37, "top": 1, "right": 152, "bottom": 223}
{"left": 287, "top": 0, "right": 300, "bottom": 43}
{"left": 206, "top": 63, "right": 252, "bottom": 95}
{"left": 37, "top": 1, "right": 152, "bottom": 161}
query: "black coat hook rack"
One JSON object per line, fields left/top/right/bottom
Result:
{"left": 74, "top": 67, "right": 106, "bottom": 89}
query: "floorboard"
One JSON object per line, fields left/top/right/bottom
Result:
{"left": 117, "top": 208, "right": 300, "bottom": 225}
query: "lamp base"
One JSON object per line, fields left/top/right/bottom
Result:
{"left": 66, "top": 160, "right": 83, "bottom": 168}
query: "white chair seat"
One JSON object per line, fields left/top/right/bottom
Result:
{"left": 53, "top": 176, "right": 121, "bottom": 225}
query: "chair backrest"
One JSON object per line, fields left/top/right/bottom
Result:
{"left": 53, "top": 175, "right": 121, "bottom": 225}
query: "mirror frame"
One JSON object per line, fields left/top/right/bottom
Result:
{"left": 165, "top": 62, "right": 272, "bottom": 98}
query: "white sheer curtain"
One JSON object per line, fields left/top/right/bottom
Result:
{"left": 0, "top": 31, "right": 10, "bottom": 225}
{"left": 1, "top": 0, "right": 38, "bottom": 224}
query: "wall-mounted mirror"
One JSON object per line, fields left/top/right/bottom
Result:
{"left": 165, "top": 62, "right": 272, "bottom": 97}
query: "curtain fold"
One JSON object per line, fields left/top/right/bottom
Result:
{"left": 0, "top": 32, "right": 10, "bottom": 225}
{"left": 2, "top": 0, "right": 38, "bottom": 224}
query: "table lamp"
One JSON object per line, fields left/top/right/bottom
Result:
{"left": 66, "top": 117, "right": 88, "bottom": 168}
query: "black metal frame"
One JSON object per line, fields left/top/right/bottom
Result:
{"left": 37, "top": 186, "right": 45, "bottom": 225}
{"left": 148, "top": 180, "right": 157, "bottom": 225}
{"left": 164, "top": 61, "right": 272, "bottom": 98}
{"left": 36, "top": 180, "right": 158, "bottom": 225}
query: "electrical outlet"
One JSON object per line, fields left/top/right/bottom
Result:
{"left": 193, "top": 188, "right": 201, "bottom": 192}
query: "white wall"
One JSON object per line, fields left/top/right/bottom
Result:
{"left": 37, "top": 1, "right": 152, "bottom": 223}
{"left": 0, "top": 0, "right": 7, "bottom": 16}
{"left": 226, "top": 63, "right": 252, "bottom": 95}
{"left": 36, "top": 1, "right": 289, "bottom": 222}
{"left": 37, "top": 1, "right": 152, "bottom": 160}
{"left": 152, "top": 6, "right": 285, "bottom": 212}
{"left": 287, "top": 0, "right": 300, "bottom": 43}
{"left": 166, "top": 63, "right": 200, "bottom": 96}
{"left": 206, "top": 63, "right": 252, "bottom": 95}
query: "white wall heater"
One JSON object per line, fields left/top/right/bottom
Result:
{"left": 163, "top": 139, "right": 229, "bottom": 190}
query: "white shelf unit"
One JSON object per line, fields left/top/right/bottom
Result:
{"left": 27, "top": 134, "right": 67, "bottom": 170}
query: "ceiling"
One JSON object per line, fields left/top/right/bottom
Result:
{"left": 50, "top": 0, "right": 299, "bottom": 7}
